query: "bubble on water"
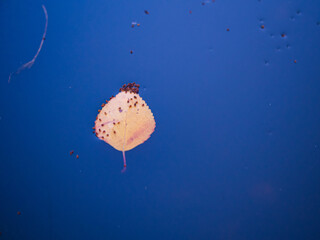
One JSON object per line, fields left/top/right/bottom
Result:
{"left": 267, "top": 130, "right": 273, "bottom": 136}
{"left": 270, "top": 33, "right": 274, "bottom": 38}
{"left": 286, "top": 44, "right": 291, "bottom": 49}
{"left": 317, "top": 21, "right": 320, "bottom": 26}
{"left": 264, "top": 60, "right": 270, "bottom": 66}
{"left": 296, "top": 10, "right": 302, "bottom": 15}
{"left": 276, "top": 46, "right": 282, "bottom": 52}
{"left": 290, "top": 16, "right": 295, "bottom": 21}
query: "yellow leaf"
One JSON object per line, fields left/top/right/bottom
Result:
{"left": 94, "top": 83, "right": 156, "bottom": 171}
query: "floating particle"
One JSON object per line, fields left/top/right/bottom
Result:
{"left": 226, "top": 28, "right": 230, "bottom": 31}
{"left": 94, "top": 83, "right": 156, "bottom": 171}
{"left": 189, "top": 10, "right": 192, "bottom": 14}
{"left": 17, "top": 211, "right": 21, "bottom": 215}
{"left": 130, "top": 50, "right": 133, "bottom": 54}
{"left": 144, "top": 10, "right": 149, "bottom": 15}
{"left": 281, "top": 33, "right": 286, "bottom": 38}
{"left": 294, "top": 60, "right": 297, "bottom": 63}
{"left": 131, "top": 22, "right": 141, "bottom": 28}
{"left": 76, "top": 155, "right": 79, "bottom": 159}
{"left": 202, "top": 1, "right": 214, "bottom": 6}
{"left": 70, "top": 150, "right": 74, "bottom": 155}
{"left": 260, "top": 25, "right": 265, "bottom": 29}
{"left": 267, "top": 130, "right": 273, "bottom": 136}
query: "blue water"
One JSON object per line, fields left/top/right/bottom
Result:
{"left": 1, "top": 0, "right": 320, "bottom": 239}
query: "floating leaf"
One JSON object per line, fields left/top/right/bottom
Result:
{"left": 94, "top": 83, "right": 156, "bottom": 171}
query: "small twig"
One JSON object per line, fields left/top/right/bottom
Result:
{"left": 8, "top": 5, "right": 48, "bottom": 83}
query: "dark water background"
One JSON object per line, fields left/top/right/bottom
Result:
{"left": 1, "top": 0, "right": 320, "bottom": 239}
